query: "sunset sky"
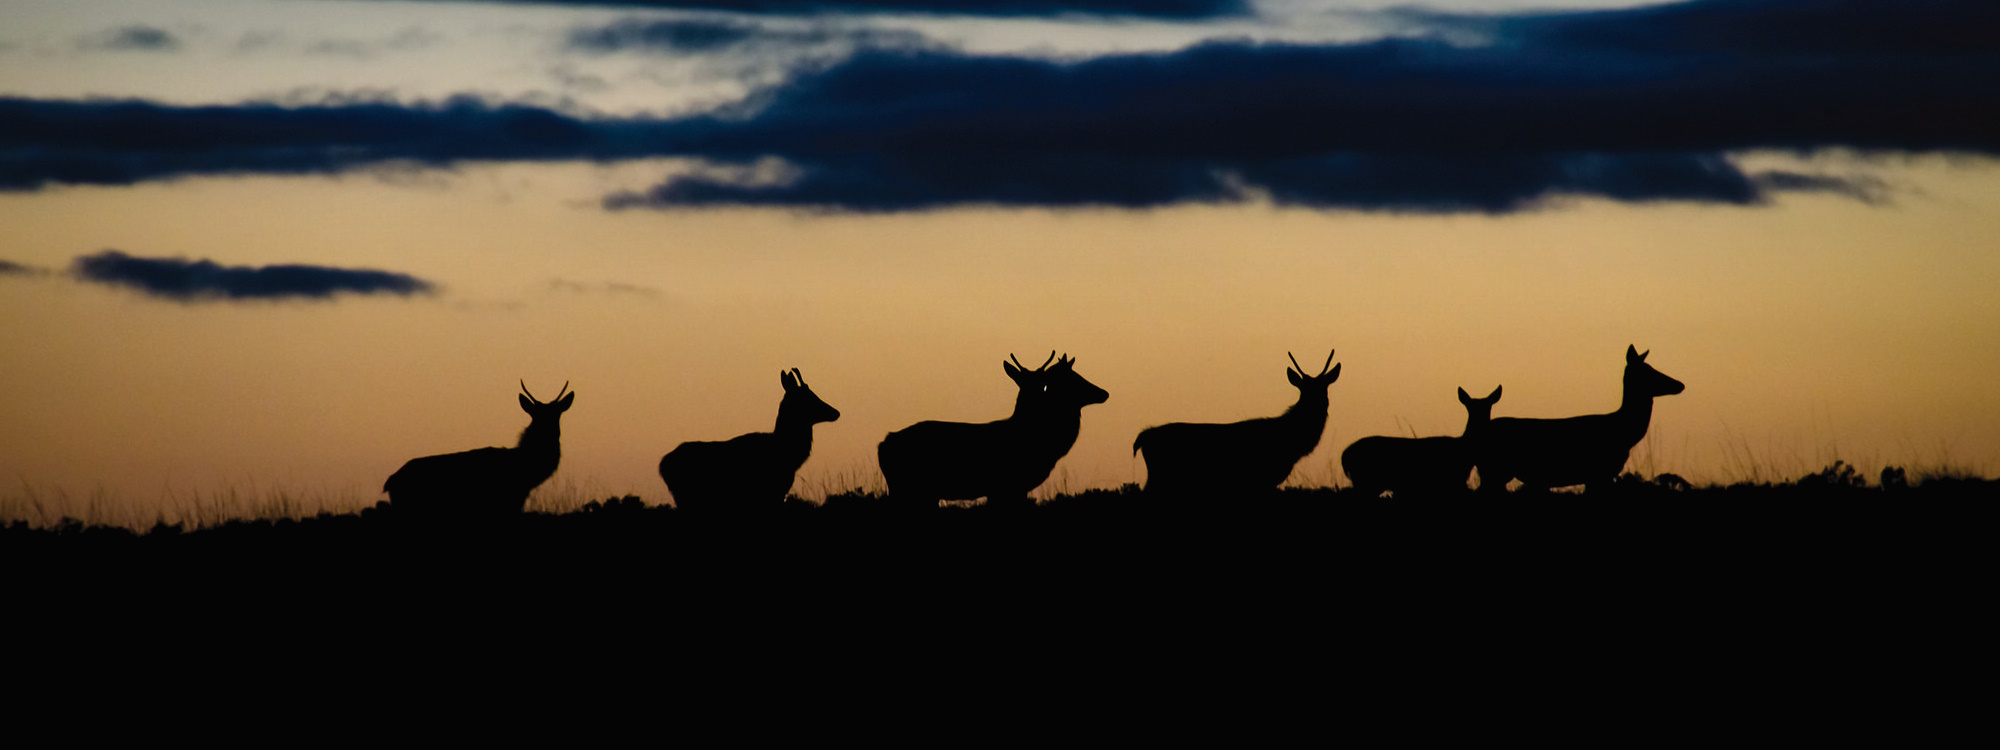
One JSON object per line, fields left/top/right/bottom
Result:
{"left": 3, "top": 0, "right": 1997, "bottom": 517}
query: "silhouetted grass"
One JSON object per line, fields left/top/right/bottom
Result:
{"left": 11, "top": 465, "right": 1992, "bottom": 553}
{"left": 14, "top": 464, "right": 1987, "bottom": 716}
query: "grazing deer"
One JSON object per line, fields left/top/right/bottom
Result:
{"left": 1476, "top": 345, "right": 1684, "bottom": 493}
{"left": 878, "top": 352, "right": 1109, "bottom": 509}
{"left": 384, "top": 381, "right": 574, "bottom": 519}
{"left": 659, "top": 368, "right": 841, "bottom": 511}
{"left": 1133, "top": 350, "right": 1341, "bottom": 498}
{"left": 1341, "top": 386, "right": 1501, "bottom": 498}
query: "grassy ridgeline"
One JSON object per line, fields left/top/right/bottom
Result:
{"left": 9, "top": 469, "right": 1995, "bottom": 552}
{"left": 13, "top": 472, "right": 1989, "bottom": 701}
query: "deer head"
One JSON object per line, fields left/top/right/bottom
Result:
{"left": 519, "top": 380, "right": 575, "bottom": 420}
{"left": 1006, "top": 351, "right": 1110, "bottom": 411}
{"left": 779, "top": 368, "right": 841, "bottom": 426}
{"left": 1286, "top": 350, "right": 1342, "bottom": 403}
{"left": 1624, "top": 345, "right": 1685, "bottom": 397}
{"left": 1458, "top": 385, "right": 1502, "bottom": 429}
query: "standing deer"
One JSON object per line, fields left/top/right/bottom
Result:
{"left": 659, "top": 368, "right": 841, "bottom": 511}
{"left": 1476, "top": 345, "right": 1684, "bottom": 493}
{"left": 384, "top": 381, "right": 574, "bottom": 519}
{"left": 1341, "top": 386, "right": 1501, "bottom": 498}
{"left": 1133, "top": 350, "right": 1341, "bottom": 498}
{"left": 878, "top": 352, "right": 1109, "bottom": 509}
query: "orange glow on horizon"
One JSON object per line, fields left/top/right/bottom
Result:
{"left": 3, "top": 157, "right": 1998, "bottom": 518}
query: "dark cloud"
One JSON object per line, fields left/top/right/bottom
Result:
{"left": 1750, "top": 170, "right": 1888, "bottom": 204}
{"left": 86, "top": 26, "right": 182, "bottom": 52}
{"left": 566, "top": 17, "right": 928, "bottom": 53}
{"left": 393, "top": 1, "right": 1246, "bottom": 18}
{"left": 71, "top": 251, "right": 436, "bottom": 302}
{"left": 571, "top": 18, "right": 763, "bottom": 53}
{"left": 5, "top": 1, "right": 1997, "bottom": 213}
{"left": 0, "top": 259, "right": 47, "bottom": 276}
{"left": 609, "top": 0, "right": 2000, "bottom": 211}
{"left": 0, "top": 95, "right": 663, "bottom": 190}
{"left": 549, "top": 278, "right": 664, "bottom": 298}
{"left": 1472, "top": 0, "right": 2000, "bottom": 57}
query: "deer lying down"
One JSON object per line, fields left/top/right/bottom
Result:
{"left": 1341, "top": 386, "right": 1500, "bottom": 498}
{"left": 878, "top": 352, "right": 1109, "bottom": 510}
{"left": 1477, "top": 345, "right": 1684, "bottom": 493}
{"left": 660, "top": 369, "right": 840, "bottom": 511}
{"left": 1134, "top": 350, "right": 1340, "bottom": 498}
{"left": 385, "top": 381, "right": 573, "bottom": 520}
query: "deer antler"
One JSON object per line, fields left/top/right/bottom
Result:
{"left": 520, "top": 380, "right": 571, "bottom": 403}
{"left": 1010, "top": 351, "right": 1059, "bottom": 372}
{"left": 1288, "top": 350, "right": 1338, "bottom": 377}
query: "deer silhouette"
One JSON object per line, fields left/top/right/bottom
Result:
{"left": 1476, "top": 345, "right": 1684, "bottom": 493}
{"left": 1341, "top": 386, "right": 1501, "bottom": 498}
{"left": 659, "top": 368, "right": 840, "bottom": 511}
{"left": 384, "top": 381, "right": 574, "bottom": 519}
{"left": 1133, "top": 350, "right": 1341, "bottom": 498}
{"left": 878, "top": 352, "right": 1109, "bottom": 509}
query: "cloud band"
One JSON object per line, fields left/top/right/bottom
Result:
{"left": 5, "top": 1, "right": 1995, "bottom": 213}
{"left": 72, "top": 250, "right": 437, "bottom": 301}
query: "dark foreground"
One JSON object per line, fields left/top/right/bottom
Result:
{"left": 11, "top": 477, "right": 1992, "bottom": 732}
{"left": 13, "top": 477, "right": 1993, "bottom": 598}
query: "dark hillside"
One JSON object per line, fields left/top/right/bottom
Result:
{"left": 13, "top": 476, "right": 1991, "bottom": 593}
{"left": 10, "top": 476, "right": 1989, "bottom": 726}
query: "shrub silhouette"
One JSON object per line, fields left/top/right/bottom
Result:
{"left": 1342, "top": 385, "right": 1500, "bottom": 498}
{"left": 383, "top": 381, "right": 574, "bottom": 520}
{"left": 659, "top": 368, "right": 840, "bottom": 512}
{"left": 1134, "top": 350, "right": 1341, "bottom": 499}
{"left": 878, "top": 352, "right": 1108, "bottom": 509}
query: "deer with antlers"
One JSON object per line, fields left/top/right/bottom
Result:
{"left": 878, "top": 352, "right": 1109, "bottom": 509}
{"left": 1475, "top": 345, "right": 1684, "bottom": 493}
{"left": 659, "top": 368, "right": 841, "bottom": 511}
{"left": 1341, "top": 386, "right": 1500, "bottom": 498}
{"left": 384, "top": 381, "right": 574, "bottom": 520}
{"left": 1134, "top": 350, "right": 1341, "bottom": 499}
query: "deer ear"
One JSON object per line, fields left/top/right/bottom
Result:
{"left": 1458, "top": 387, "right": 1471, "bottom": 404}
{"left": 556, "top": 392, "right": 574, "bottom": 411}
{"left": 781, "top": 370, "right": 797, "bottom": 390}
{"left": 520, "top": 394, "right": 535, "bottom": 412}
{"left": 1288, "top": 368, "right": 1304, "bottom": 387}
{"left": 1627, "top": 344, "right": 1643, "bottom": 362}
{"left": 1003, "top": 361, "right": 1022, "bottom": 378}
{"left": 1489, "top": 385, "right": 1502, "bottom": 401}
{"left": 1325, "top": 363, "right": 1340, "bottom": 383}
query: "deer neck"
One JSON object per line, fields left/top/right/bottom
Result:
{"left": 1280, "top": 396, "right": 1330, "bottom": 449}
{"left": 1280, "top": 396, "right": 1328, "bottom": 432}
{"left": 1017, "top": 402, "right": 1083, "bottom": 456}
{"left": 773, "top": 412, "right": 817, "bottom": 459}
{"left": 516, "top": 420, "right": 563, "bottom": 475}
{"left": 1009, "top": 389, "right": 1038, "bottom": 421}
{"left": 1613, "top": 386, "right": 1657, "bottom": 445}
